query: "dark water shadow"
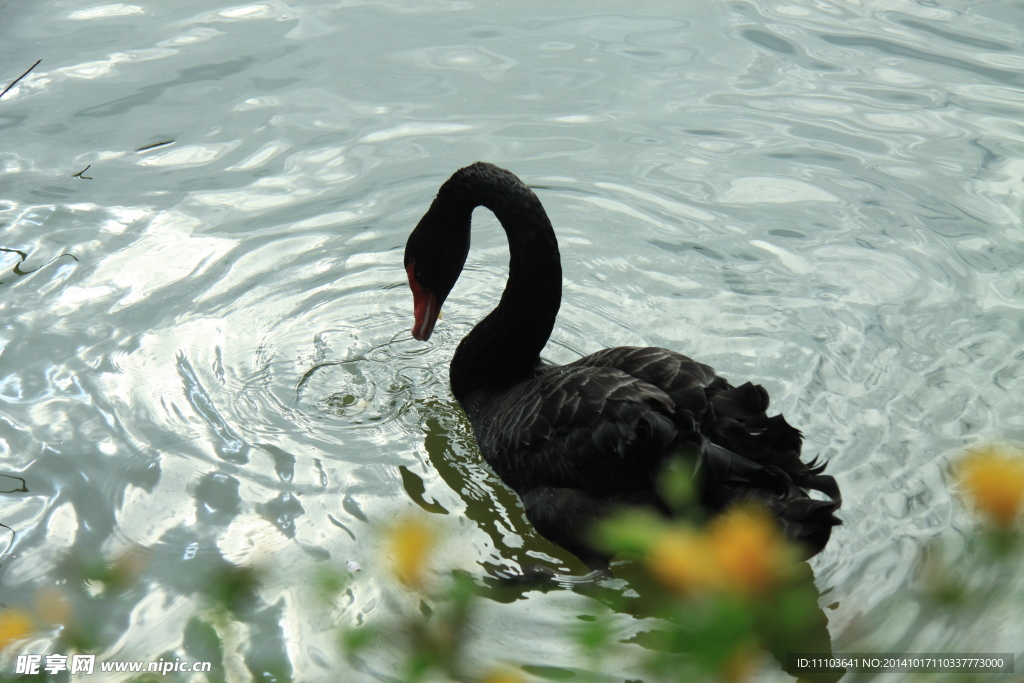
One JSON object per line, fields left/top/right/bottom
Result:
{"left": 409, "top": 397, "right": 588, "bottom": 588}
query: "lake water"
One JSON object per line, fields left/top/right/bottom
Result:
{"left": 2, "top": 0, "right": 1023, "bottom": 680}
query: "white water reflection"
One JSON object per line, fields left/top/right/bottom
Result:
{"left": 67, "top": 4, "right": 145, "bottom": 20}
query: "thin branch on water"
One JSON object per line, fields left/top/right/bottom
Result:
{"left": 135, "top": 139, "right": 175, "bottom": 153}
{"left": 0, "top": 59, "right": 42, "bottom": 101}
{"left": 0, "top": 475, "right": 27, "bottom": 494}
{"left": 67, "top": 140, "right": 174, "bottom": 180}
{"left": 0, "top": 247, "right": 79, "bottom": 276}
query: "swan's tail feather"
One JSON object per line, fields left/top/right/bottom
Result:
{"left": 691, "top": 382, "right": 842, "bottom": 556}
{"left": 710, "top": 381, "right": 769, "bottom": 417}
{"left": 774, "top": 498, "right": 843, "bottom": 557}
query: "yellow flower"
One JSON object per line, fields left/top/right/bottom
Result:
{"left": 645, "top": 527, "right": 721, "bottom": 595}
{"left": 479, "top": 667, "right": 525, "bottom": 683}
{"left": 388, "top": 516, "right": 435, "bottom": 589}
{"left": 720, "top": 641, "right": 758, "bottom": 683}
{"left": 0, "top": 609, "right": 33, "bottom": 650}
{"left": 34, "top": 586, "right": 72, "bottom": 626}
{"left": 708, "top": 506, "right": 793, "bottom": 596}
{"left": 111, "top": 546, "right": 151, "bottom": 589}
{"left": 958, "top": 445, "right": 1024, "bottom": 527}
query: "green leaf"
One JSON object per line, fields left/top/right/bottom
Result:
{"left": 595, "top": 510, "right": 669, "bottom": 555}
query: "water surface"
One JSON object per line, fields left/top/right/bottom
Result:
{"left": 2, "top": 1, "right": 1023, "bottom": 680}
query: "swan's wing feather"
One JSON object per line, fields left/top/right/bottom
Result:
{"left": 471, "top": 365, "right": 678, "bottom": 496}
{"left": 573, "top": 347, "right": 830, "bottom": 493}
{"left": 565, "top": 346, "right": 841, "bottom": 550}
{"left": 571, "top": 346, "right": 720, "bottom": 397}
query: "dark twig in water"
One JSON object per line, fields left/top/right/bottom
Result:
{"left": 135, "top": 139, "right": 175, "bottom": 153}
{"left": 69, "top": 140, "right": 174, "bottom": 181}
{"left": 0, "top": 59, "right": 42, "bottom": 101}
{"left": 0, "top": 475, "right": 27, "bottom": 494}
{"left": 0, "top": 247, "right": 79, "bottom": 276}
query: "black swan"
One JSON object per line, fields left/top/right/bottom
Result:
{"left": 404, "top": 162, "right": 841, "bottom": 571}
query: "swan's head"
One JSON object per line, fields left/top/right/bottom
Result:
{"left": 404, "top": 201, "right": 471, "bottom": 341}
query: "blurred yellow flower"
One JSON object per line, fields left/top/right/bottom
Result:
{"left": 388, "top": 516, "right": 435, "bottom": 589}
{"left": 645, "top": 527, "right": 720, "bottom": 595}
{"left": 709, "top": 505, "right": 793, "bottom": 596}
{"left": 958, "top": 445, "right": 1024, "bottom": 527}
{"left": 720, "top": 641, "right": 757, "bottom": 683}
{"left": 479, "top": 667, "right": 525, "bottom": 683}
{"left": 34, "top": 586, "right": 72, "bottom": 626}
{"left": 111, "top": 546, "right": 151, "bottom": 589}
{"left": 0, "top": 609, "right": 33, "bottom": 650}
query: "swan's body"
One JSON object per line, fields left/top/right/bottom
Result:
{"left": 404, "top": 162, "right": 840, "bottom": 570}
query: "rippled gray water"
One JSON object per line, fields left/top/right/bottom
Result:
{"left": 2, "top": 1, "right": 1023, "bottom": 680}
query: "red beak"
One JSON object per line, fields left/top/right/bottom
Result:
{"left": 407, "top": 262, "right": 440, "bottom": 341}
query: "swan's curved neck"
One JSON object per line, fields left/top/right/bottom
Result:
{"left": 446, "top": 165, "right": 562, "bottom": 402}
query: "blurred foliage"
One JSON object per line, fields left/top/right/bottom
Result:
{"left": 1, "top": 443, "right": 1022, "bottom": 682}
